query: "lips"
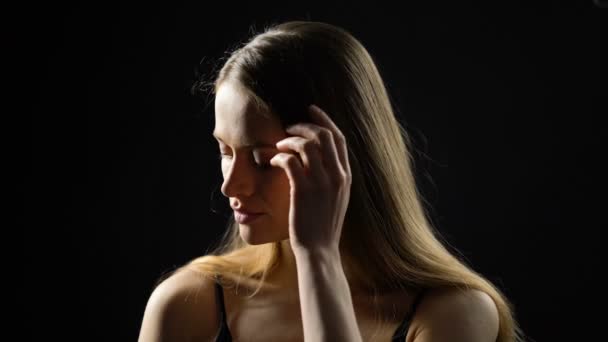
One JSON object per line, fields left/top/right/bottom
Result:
{"left": 234, "top": 210, "right": 265, "bottom": 224}
{"left": 233, "top": 209, "right": 263, "bottom": 215}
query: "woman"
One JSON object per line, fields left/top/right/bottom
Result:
{"left": 138, "top": 21, "right": 524, "bottom": 342}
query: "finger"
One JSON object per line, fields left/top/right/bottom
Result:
{"left": 308, "top": 105, "right": 351, "bottom": 177}
{"left": 269, "top": 152, "right": 306, "bottom": 189}
{"left": 275, "top": 136, "right": 324, "bottom": 179}
{"left": 286, "top": 122, "right": 343, "bottom": 183}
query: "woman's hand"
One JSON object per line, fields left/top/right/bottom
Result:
{"left": 269, "top": 104, "right": 352, "bottom": 255}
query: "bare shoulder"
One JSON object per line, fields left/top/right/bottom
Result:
{"left": 409, "top": 287, "right": 500, "bottom": 342}
{"left": 137, "top": 268, "right": 221, "bottom": 342}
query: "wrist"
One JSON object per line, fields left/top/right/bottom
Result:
{"left": 293, "top": 246, "right": 340, "bottom": 262}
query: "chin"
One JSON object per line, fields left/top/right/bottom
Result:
{"left": 239, "top": 226, "right": 274, "bottom": 245}
{"left": 239, "top": 225, "right": 288, "bottom": 245}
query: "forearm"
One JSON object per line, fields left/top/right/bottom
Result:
{"left": 295, "top": 248, "right": 363, "bottom": 342}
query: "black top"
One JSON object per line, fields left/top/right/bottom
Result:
{"left": 214, "top": 280, "right": 426, "bottom": 341}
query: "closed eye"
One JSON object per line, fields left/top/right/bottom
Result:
{"left": 218, "top": 153, "right": 272, "bottom": 170}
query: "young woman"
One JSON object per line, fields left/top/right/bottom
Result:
{"left": 138, "top": 20, "right": 524, "bottom": 342}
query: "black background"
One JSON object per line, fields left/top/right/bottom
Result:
{"left": 19, "top": 1, "right": 606, "bottom": 341}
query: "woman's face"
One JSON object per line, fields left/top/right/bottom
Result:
{"left": 214, "top": 82, "right": 291, "bottom": 245}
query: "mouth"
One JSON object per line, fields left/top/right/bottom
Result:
{"left": 234, "top": 211, "right": 265, "bottom": 224}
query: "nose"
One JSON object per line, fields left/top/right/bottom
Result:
{"left": 220, "top": 155, "right": 257, "bottom": 198}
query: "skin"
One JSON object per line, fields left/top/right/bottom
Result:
{"left": 212, "top": 80, "right": 501, "bottom": 342}
{"left": 215, "top": 80, "right": 362, "bottom": 341}
{"left": 137, "top": 80, "right": 501, "bottom": 342}
{"left": 213, "top": 81, "right": 300, "bottom": 295}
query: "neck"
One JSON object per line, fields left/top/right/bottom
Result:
{"left": 264, "top": 240, "right": 300, "bottom": 299}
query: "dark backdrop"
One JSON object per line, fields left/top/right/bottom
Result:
{"left": 20, "top": 2, "right": 606, "bottom": 341}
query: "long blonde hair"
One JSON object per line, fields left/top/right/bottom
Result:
{"left": 164, "top": 20, "right": 524, "bottom": 342}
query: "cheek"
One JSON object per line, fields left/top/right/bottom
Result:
{"left": 268, "top": 168, "right": 291, "bottom": 194}
{"left": 261, "top": 171, "right": 291, "bottom": 215}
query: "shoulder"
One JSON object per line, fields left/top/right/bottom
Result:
{"left": 137, "top": 268, "right": 221, "bottom": 342}
{"left": 409, "top": 287, "right": 500, "bottom": 342}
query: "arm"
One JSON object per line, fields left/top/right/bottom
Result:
{"left": 295, "top": 248, "right": 363, "bottom": 342}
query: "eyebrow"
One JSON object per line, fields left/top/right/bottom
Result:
{"left": 212, "top": 132, "right": 276, "bottom": 149}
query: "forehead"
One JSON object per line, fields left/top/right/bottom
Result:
{"left": 213, "top": 82, "right": 284, "bottom": 148}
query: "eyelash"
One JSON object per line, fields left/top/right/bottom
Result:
{"left": 218, "top": 154, "right": 271, "bottom": 169}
